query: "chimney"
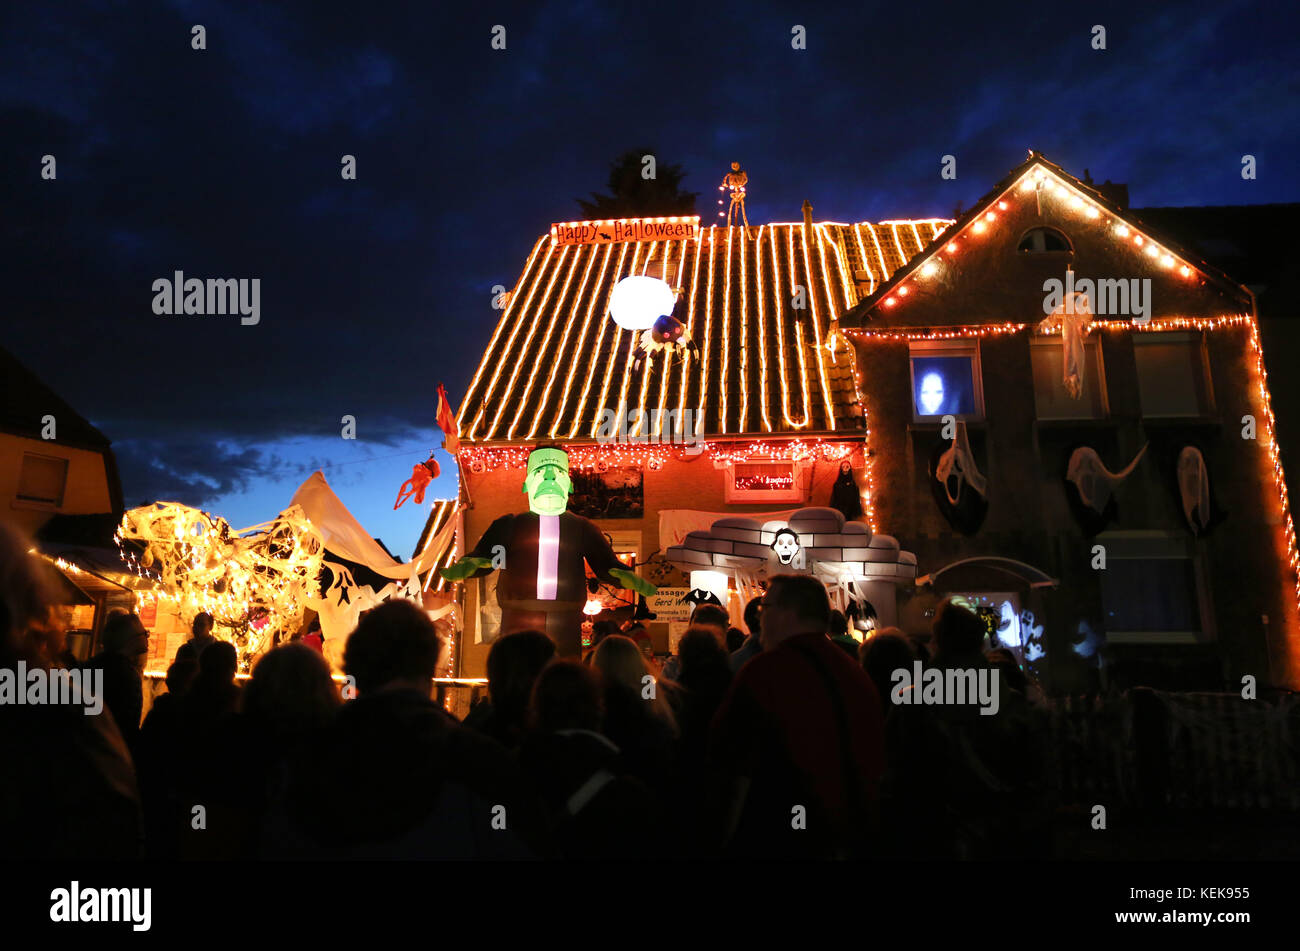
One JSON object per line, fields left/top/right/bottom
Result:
{"left": 802, "top": 199, "right": 813, "bottom": 230}
{"left": 1094, "top": 178, "right": 1129, "bottom": 209}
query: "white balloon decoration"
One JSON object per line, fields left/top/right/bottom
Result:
{"left": 609, "top": 275, "right": 675, "bottom": 330}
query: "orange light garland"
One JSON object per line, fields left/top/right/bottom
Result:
{"left": 846, "top": 312, "right": 1299, "bottom": 624}
{"left": 459, "top": 438, "right": 854, "bottom": 473}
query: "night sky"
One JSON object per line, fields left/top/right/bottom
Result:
{"left": 4, "top": 0, "right": 1297, "bottom": 560}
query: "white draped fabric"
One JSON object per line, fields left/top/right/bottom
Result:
{"left": 1067, "top": 444, "right": 1148, "bottom": 514}
{"left": 658, "top": 507, "right": 800, "bottom": 550}
{"left": 1178, "top": 446, "right": 1211, "bottom": 533}
{"left": 935, "top": 419, "right": 987, "bottom": 505}
{"left": 289, "top": 471, "right": 458, "bottom": 667}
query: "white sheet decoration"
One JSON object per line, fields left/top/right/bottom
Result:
{"left": 290, "top": 472, "right": 458, "bottom": 667}
{"left": 935, "top": 419, "right": 987, "bottom": 505}
{"left": 1178, "top": 446, "right": 1212, "bottom": 534}
{"left": 291, "top": 471, "right": 450, "bottom": 580}
{"left": 1067, "top": 444, "right": 1148, "bottom": 513}
{"left": 1037, "top": 292, "right": 1092, "bottom": 400}
{"left": 658, "top": 507, "right": 800, "bottom": 549}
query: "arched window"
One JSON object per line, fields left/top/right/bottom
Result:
{"left": 1018, "top": 227, "right": 1073, "bottom": 253}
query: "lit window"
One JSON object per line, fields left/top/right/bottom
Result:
{"left": 1031, "top": 339, "right": 1107, "bottom": 419}
{"left": 1017, "top": 227, "right": 1072, "bottom": 253}
{"left": 17, "top": 453, "right": 68, "bottom": 506}
{"left": 724, "top": 460, "right": 807, "bottom": 503}
{"left": 909, "top": 341, "right": 984, "bottom": 421}
{"left": 1133, "top": 332, "right": 1214, "bottom": 418}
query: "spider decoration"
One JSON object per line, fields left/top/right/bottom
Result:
{"left": 631, "top": 312, "right": 698, "bottom": 371}
{"left": 394, "top": 454, "right": 441, "bottom": 510}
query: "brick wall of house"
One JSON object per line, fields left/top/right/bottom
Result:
{"left": 456, "top": 446, "right": 865, "bottom": 675}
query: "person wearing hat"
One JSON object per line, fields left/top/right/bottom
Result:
{"left": 442, "top": 445, "right": 655, "bottom": 658}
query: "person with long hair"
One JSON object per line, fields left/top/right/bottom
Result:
{"left": 591, "top": 634, "right": 678, "bottom": 793}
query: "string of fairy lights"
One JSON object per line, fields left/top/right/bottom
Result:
{"left": 844, "top": 313, "right": 1300, "bottom": 620}
{"left": 870, "top": 165, "right": 1219, "bottom": 316}
{"left": 458, "top": 438, "right": 855, "bottom": 473}
{"left": 457, "top": 220, "right": 947, "bottom": 442}
{"left": 115, "top": 502, "right": 325, "bottom": 668}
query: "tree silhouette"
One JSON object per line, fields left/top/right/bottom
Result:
{"left": 578, "top": 148, "right": 698, "bottom": 219}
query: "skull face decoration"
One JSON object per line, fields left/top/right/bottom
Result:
{"left": 770, "top": 527, "right": 802, "bottom": 566}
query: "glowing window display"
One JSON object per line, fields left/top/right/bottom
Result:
{"left": 909, "top": 346, "right": 982, "bottom": 419}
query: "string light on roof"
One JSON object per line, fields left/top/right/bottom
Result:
{"left": 458, "top": 439, "right": 853, "bottom": 473}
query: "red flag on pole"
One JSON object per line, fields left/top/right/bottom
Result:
{"left": 436, "top": 383, "right": 460, "bottom": 455}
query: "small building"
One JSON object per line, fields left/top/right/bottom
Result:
{"left": 838, "top": 152, "right": 1299, "bottom": 691}
{"left": 0, "top": 345, "right": 141, "bottom": 658}
{"left": 434, "top": 153, "right": 1300, "bottom": 690}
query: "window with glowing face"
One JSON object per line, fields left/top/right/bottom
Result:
{"left": 909, "top": 344, "right": 982, "bottom": 420}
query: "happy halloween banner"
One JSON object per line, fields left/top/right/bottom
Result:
{"left": 550, "top": 216, "right": 700, "bottom": 246}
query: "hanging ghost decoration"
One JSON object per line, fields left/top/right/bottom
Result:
{"left": 1037, "top": 291, "right": 1091, "bottom": 399}
{"left": 1064, "top": 443, "right": 1147, "bottom": 534}
{"left": 1177, "top": 445, "right": 1217, "bottom": 536}
{"left": 1072, "top": 619, "right": 1106, "bottom": 665}
{"left": 928, "top": 420, "right": 988, "bottom": 535}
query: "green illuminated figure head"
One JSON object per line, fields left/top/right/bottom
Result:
{"left": 524, "top": 446, "right": 571, "bottom": 516}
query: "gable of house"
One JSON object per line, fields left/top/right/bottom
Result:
{"left": 839, "top": 153, "right": 1253, "bottom": 331}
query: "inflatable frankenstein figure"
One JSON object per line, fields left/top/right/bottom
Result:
{"left": 441, "top": 446, "right": 655, "bottom": 657}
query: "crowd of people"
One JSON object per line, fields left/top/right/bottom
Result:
{"left": 0, "top": 521, "right": 1049, "bottom": 860}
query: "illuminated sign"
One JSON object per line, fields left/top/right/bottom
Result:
{"left": 734, "top": 472, "right": 795, "bottom": 491}
{"left": 550, "top": 216, "right": 700, "bottom": 247}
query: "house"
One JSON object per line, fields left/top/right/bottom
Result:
{"left": 1, "top": 345, "right": 138, "bottom": 658}
{"left": 431, "top": 153, "right": 1299, "bottom": 690}
{"left": 837, "top": 152, "right": 1298, "bottom": 691}
{"left": 436, "top": 210, "right": 951, "bottom": 675}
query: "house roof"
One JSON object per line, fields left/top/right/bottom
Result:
{"left": 839, "top": 152, "right": 1256, "bottom": 327}
{"left": 1, "top": 344, "right": 124, "bottom": 516}
{"left": 1128, "top": 203, "right": 1298, "bottom": 287}
{"left": 413, "top": 499, "right": 459, "bottom": 593}
{"left": 457, "top": 219, "right": 951, "bottom": 443}
{"left": 0, "top": 345, "right": 113, "bottom": 450}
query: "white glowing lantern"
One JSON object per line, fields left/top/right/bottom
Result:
{"left": 609, "top": 275, "right": 675, "bottom": 330}
{"left": 690, "top": 570, "right": 729, "bottom": 605}
{"left": 583, "top": 598, "right": 603, "bottom": 616}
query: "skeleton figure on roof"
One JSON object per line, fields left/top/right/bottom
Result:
{"left": 720, "top": 161, "right": 749, "bottom": 227}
